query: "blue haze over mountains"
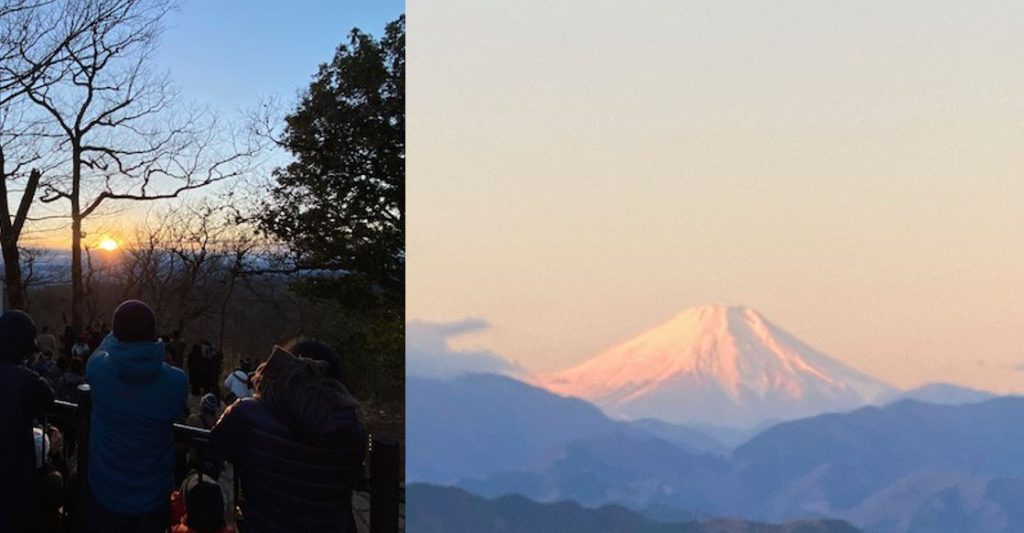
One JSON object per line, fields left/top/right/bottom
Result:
{"left": 408, "top": 484, "right": 863, "bottom": 533}
{"left": 408, "top": 309, "right": 1021, "bottom": 533}
{"left": 410, "top": 374, "right": 1024, "bottom": 533}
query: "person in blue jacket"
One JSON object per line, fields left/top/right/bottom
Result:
{"left": 86, "top": 300, "right": 188, "bottom": 532}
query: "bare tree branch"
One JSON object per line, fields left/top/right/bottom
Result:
{"left": 16, "top": 0, "right": 260, "bottom": 328}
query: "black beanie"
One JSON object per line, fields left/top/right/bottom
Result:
{"left": 0, "top": 310, "right": 37, "bottom": 363}
{"left": 112, "top": 300, "right": 157, "bottom": 343}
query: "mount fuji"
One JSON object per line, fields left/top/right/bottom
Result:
{"left": 536, "top": 305, "right": 895, "bottom": 427}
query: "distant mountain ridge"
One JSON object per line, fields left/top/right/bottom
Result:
{"left": 459, "top": 395, "right": 1024, "bottom": 533}
{"left": 407, "top": 373, "right": 726, "bottom": 484}
{"left": 883, "top": 383, "right": 996, "bottom": 406}
{"left": 537, "top": 305, "right": 894, "bottom": 427}
{"left": 408, "top": 484, "right": 863, "bottom": 533}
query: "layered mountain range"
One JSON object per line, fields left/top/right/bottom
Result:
{"left": 408, "top": 305, "right": 1012, "bottom": 532}
{"left": 411, "top": 373, "right": 1024, "bottom": 533}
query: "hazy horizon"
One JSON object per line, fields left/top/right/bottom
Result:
{"left": 408, "top": 0, "right": 1024, "bottom": 394}
{"left": 17, "top": 1, "right": 404, "bottom": 250}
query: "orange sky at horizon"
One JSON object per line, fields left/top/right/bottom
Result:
{"left": 19, "top": 204, "right": 146, "bottom": 251}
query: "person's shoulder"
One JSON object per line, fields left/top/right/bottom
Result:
{"left": 85, "top": 350, "right": 109, "bottom": 369}
{"left": 228, "top": 397, "right": 261, "bottom": 414}
{"left": 223, "top": 397, "right": 275, "bottom": 426}
{"left": 161, "top": 362, "right": 187, "bottom": 382}
{"left": 161, "top": 365, "right": 189, "bottom": 400}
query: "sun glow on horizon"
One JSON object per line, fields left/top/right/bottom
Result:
{"left": 98, "top": 238, "right": 119, "bottom": 252}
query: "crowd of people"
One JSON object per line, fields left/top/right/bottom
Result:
{"left": 0, "top": 300, "right": 367, "bottom": 533}
{"left": 33, "top": 324, "right": 237, "bottom": 405}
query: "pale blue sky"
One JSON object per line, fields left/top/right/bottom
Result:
{"left": 158, "top": 1, "right": 404, "bottom": 117}
{"left": 33, "top": 1, "right": 405, "bottom": 247}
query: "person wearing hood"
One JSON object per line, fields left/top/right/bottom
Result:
{"left": 0, "top": 310, "right": 55, "bottom": 530}
{"left": 86, "top": 300, "right": 188, "bottom": 531}
{"left": 210, "top": 341, "right": 366, "bottom": 532}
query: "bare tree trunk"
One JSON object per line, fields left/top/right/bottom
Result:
{"left": 0, "top": 165, "right": 40, "bottom": 311}
{"left": 83, "top": 246, "right": 99, "bottom": 325}
{"left": 71, "top": 146, "right": 83, "bottom": 330}
{"left": 71, "top": 215, "right": 83, "bottom": 330}
{"left": 1, "top": 240, "right": 23, "bottom": 309}
{"left": 217, "top": 272, "right": 237, "bottom": 350}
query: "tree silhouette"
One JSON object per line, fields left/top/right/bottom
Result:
{"left": 260, "top": 15, "right": 405, "bottom": 301}
{"left": 258, "top": 15, "right": 405, "bottom": 401}
{"left": 0, "top": 0, "right": 93, "bottom": 309}
{"left": 18, "top": 0, "right": 259, "bottom": 328}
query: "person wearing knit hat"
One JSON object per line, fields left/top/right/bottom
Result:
{"left": 185, "top": 394, "right": 224, "bottom": 479}
{"left": 0, "top": 310, "right": 55, "bottom": 530}
{"left": 86, "top": 300, "right": 188, "bottom": 530}
{"left": 0, "top": 309, "right": 40, "bottom": 364}
{"left": 112, "top": 299, "right": 157, "bottom": 342}
{"left": 200, "top": 393, "right": 220, "bottom": 415}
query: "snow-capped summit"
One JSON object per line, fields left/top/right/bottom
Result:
{"left": 536, "top": 305, "right": 894, "bottom": 427}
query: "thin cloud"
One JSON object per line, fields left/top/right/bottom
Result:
{"left": 407, "top": 319, "right": 522, "bottom": 379}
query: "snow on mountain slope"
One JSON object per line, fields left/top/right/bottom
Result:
{"left": 536, "top": 305, "right": 894, "bottom": 427}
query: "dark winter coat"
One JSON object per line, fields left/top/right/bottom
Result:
{"left": 203, "top": 348, "right": 223, "bottom": 390}
{"left": 0, "top": 361, "right": 54, "bottom": 528}
{"left": 55, "top": 371, "right": 86, "bottom": 402}
{"left": 187, "top": 345, "right": 204, "bottom": 384}
{"left": 209, "top": 350, "right": 365, "bottom": 533}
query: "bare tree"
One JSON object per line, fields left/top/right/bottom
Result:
{"left": 0, "top": 122, "right": 44, "bottom": 308}
{"left": 0, "top": 1, "right": 72, "bottom": 308}
{"left": 113, "top": 199, "right": 261, "bottom": 340}
{"left": 18, "top": 246, "right": 57, "bottom": 309}
{"left": 18, "top": 0, "right": 260, "bottom": 328}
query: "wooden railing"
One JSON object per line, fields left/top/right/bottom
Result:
{"left": 43, "top": 385, "right": 401, "bottom": 533}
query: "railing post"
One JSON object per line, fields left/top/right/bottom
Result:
{"left": 73, "top": 384, "right": 92, "bottom": 529}
{"left": 369, "top": 433, "right": 400, "bottom": 533}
